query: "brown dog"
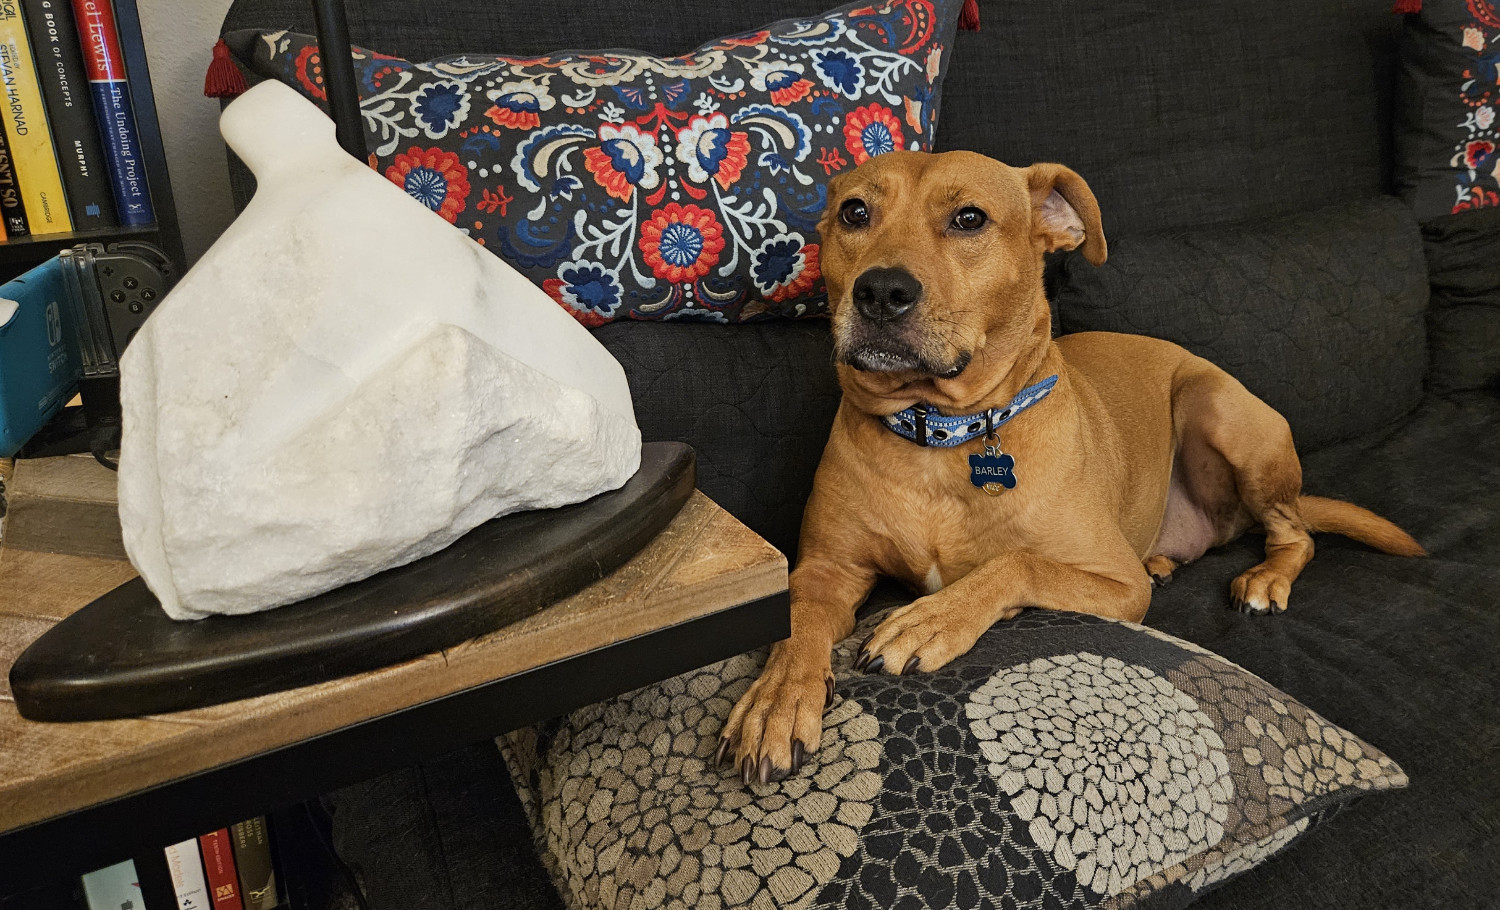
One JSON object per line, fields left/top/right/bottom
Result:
{"left": 717, "top": 150, "right": 1425, "bottom": 786}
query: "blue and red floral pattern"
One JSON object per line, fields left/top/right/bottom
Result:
{"left": 1451, "top": 1, "right": 1500, "bottom": 211}
{"left": 232, "top": 0, "right": 962, "bottom": 324}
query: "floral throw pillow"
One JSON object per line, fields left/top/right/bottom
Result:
{"left": 499, "top": 608, "right": 1407, "bottom": 910}
{"left": 226, "top": 0, "right": 963, "bottom": 325}
{"left": 1395, "top": 0, "right": 1500, "bottom": 219}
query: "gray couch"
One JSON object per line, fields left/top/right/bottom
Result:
{"left": 220, "top": 0, "right": 1500, "bottom": 906}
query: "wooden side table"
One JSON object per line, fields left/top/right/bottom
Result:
{"left": 0, "top": 456, "right": 789, "bottom": 899}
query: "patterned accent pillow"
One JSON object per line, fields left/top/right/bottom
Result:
{"left": 226, "top": 0, "right": 962, "bottom": 325}
{"left": 499, "top": 609, "right": 1407, "bottom": 910}
{"left": 1395, "top": 0, "right": 1500, "bottom": 219}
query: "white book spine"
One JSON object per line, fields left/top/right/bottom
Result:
{"left": 164, "top": 838, "right": 210, "bottom": 910}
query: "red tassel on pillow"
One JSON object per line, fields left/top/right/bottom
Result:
{"left": 960, "top": 0, "right": 980, "bottom": 30}
{"left": 204, "top": 38, "right": 248, "bottom": 99}
{"left": 1392, "top": 0, "right": 1421, "bottom": 13}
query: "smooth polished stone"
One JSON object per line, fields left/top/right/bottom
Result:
{"left": 117, "top": 81, "right": 641, "bottom": 620}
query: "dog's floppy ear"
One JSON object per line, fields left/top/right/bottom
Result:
{"left": 1025, "top": 163, "right": 1106, "bottom": 265}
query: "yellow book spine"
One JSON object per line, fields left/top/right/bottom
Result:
{"left": 0, "top": 1, "right": 69, "bottom": 234}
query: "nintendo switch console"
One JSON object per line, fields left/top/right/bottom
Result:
{"left": 0, "top": 242, "right": 174, "bottom": 458}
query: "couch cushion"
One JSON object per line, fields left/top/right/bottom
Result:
{"left": 1054, "top": 196, "right": 1429, "bottom": 453}
{"left": 594, "top": 320, "right": 839, "bottom": 558}
{"left": 325, "top": 741, "right": 565, "bottom": 910}
{"left": 1421, "top": 207, "right": 1500, "bottom": 393}
{"left": 225, "top": 0, "right": 964, "bottom": 324}
{"left": 934, "top": 0, "right": 1401, "bottom": 237}
{"left": 500, "top": 609, "right": 1406, "bottom": 910}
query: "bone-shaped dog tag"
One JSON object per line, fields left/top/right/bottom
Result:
{"left": 969, "top": 445, "right": 1016, "bottom": 495}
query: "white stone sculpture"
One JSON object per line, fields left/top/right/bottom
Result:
{"left": 117, "top": 80, "right": 642, "bottom": 620}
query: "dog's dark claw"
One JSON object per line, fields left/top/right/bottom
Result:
{"left": 1150, "top": 572, "right": 1173, "bottom": 587}
{"left": 902, "top": 655, "right": 921, "bottom": 675}
{"left": 824, "top": 676, "right": 835, "bottom": 708}
{"left": 742, "top": 756, "right": 754, "bottom": 787}
{"left": 792, "top": 739, "right": 806, "bottom": 774}
{"left": 1270, "top": 600, "right": 1284, "bottom": 614}
{"left": 758, "top": 755, "right": 773, "bottom": 786}
{"left": 715, "top": 736, "right": 733, "bottom": 767}
{"left": 1237, "top": 599, "right": 1267, "bottom": 616}
{"left": 859, "top": 634, "right": 874, "bottom": 652}
{"left": 865, "top": 655, "right": 885, "bottom": 674}
{"left": 854, "top": 651, "right": 871, "bottom": 671}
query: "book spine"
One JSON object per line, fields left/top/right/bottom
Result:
{"left": 230, "top": 817, "right": 278, "bottom": 910}
{"left": 79, "top": 859, "right": 142, "bottom": 910}
{"left": 22, "top": 0, "right": 114, "bottom": 230}
{"left": 164, "top": 838, "right": 211, "bottom": 910}
{"left": 199, "top": 828, "right": 246, "bottom": 910}
{"left": 0, "top": 116, "right": 30, "bottom": 236}
{"left": 69, "top": 0, "right": 147, "bottom": 225}
{"left": 0, "top": 0, "right": 71, "bottom": 234}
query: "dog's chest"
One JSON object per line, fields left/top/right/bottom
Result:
{"left": 865, "top": 460, "right": 1047, "bottom": 593}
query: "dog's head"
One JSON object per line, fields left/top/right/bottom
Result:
{"left": 818, "top": 150, "right": 1105, "bottom": 411}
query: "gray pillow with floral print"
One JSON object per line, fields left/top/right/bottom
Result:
{"left": 499, "top": 608, "right": 1406, "bottom": 910}
{"left": 225, "top": 0, "right": 965, "bottom": 326}
{"left": 1395, "top": 0, "right": 1500, "bottom": 220}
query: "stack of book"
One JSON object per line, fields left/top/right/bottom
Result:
{"left": 0, "top": 0, "right": 155, "bottom": 243}
{"left": 79, "top": 817, "right": 281, "bottom": 910}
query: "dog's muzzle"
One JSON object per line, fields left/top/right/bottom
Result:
{"left": 838, "top": 266, "right": 970, "bottom": 377}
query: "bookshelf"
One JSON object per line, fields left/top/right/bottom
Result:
{"left": 0, "top": 0, "right": 183, "bottom": 278}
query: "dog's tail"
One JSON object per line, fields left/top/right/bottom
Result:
{"left": 1298, "top": 496, "right": 1427, "bottom": 557}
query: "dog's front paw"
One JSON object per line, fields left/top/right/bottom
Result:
{"left": 719, "top": 653, "right": 832, "bottom": 787}
{"left": 857, "top": 596, "right": 1010, "bottom": 675}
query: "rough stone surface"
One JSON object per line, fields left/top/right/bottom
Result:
{"left": 118, "top": 81, "right": 641, "bottom": 620}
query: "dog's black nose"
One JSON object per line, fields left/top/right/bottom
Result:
{"left": 852, "top": 267, "right": 922, "bottom": 323}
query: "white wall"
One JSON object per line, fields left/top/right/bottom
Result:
{"left": 138, "top": 0, "right": 236, "bottom": 266}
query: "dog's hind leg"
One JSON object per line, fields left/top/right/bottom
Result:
{"left": 1172, "top": 364, "right": 1314, "bottom": 615}
{"left": 1144, "top": 555, "right": 1179, "bottom": 586}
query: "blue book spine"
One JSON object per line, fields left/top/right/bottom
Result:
{"left": 86, "top": 78, "right": 152, "bottom": 224}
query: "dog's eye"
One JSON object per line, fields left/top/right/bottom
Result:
{"left": 951, "top": 207, "right": 987, "bottom": 231}
{"left": 839, "top": 199, "right": 870, "bottom": 227}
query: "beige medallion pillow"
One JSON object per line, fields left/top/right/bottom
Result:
{"left": 500, "top": 609, "right": 1406, "bottom": 909}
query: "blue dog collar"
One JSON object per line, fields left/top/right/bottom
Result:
{"left": 881, "top": 375, "right": 1059, "bottom": 447}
